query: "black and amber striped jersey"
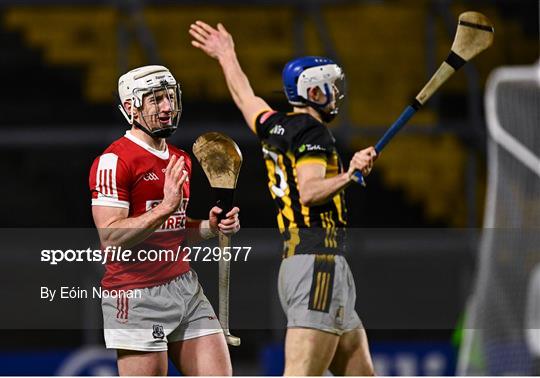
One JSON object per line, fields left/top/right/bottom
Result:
{"left": 254, "top": 110, "right": 348, "bottom": 257}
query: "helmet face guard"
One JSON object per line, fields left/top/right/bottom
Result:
{"left": 304, "top": 72, "right": 346, "bottom": 123}
{"left": 118, "top": 65, "right": 182, "bottom": 139}
{"left": 282, "top": 56, "right": 346, "bottom": 123}
{"left": 135, "top": 83, "right": 182, "bottom": 139}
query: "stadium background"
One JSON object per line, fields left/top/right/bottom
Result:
{"left": 0, "top": 0, "right": 537, "bottom": 375}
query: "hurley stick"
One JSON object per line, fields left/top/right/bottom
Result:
{"left": 352, "top": 11, "right": 494, "bottom": 185}
{"left": 193, "top": 132, "right": 242, "bottom": 346}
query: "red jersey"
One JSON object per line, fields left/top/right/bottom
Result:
{"left": 89, "top": 130, "right": 191, "bottom": 290}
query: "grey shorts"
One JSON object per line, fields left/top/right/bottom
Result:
{"left": 102, "top": 270, "right": 222, "bottom": 352}
{"left": 278, "top": 254, "right": 362, "bottom": 335}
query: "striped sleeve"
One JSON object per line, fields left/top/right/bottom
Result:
{"left": 89, "top": 153, "right": 130, "bottom": 209}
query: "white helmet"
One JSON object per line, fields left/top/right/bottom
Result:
{"left": 296, "top": 64, "right": 344, "bottom": 105}
{"left": 118, "top": 65, "right": 182, "bottom": 138}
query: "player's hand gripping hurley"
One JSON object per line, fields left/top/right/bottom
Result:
{"left": 193, "top": 132, "right": 243, "bottom": 347}
{"left": 352, "top": 11, "right": 494, "bottom": 185}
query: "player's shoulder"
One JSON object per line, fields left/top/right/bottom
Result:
{"left": 88, "top": 137, "right": 131, "bottom": 188}
{"left": 284, "top": 112, "right": 325, "bottom": 131}
{"left": 280, "top": 113, "right": 329, "bottom": 144}
{"left": 255, "top": 110, "right": 283, "bottom": 126}
{"left": 106, "top": 135, "right": 129, "bottom": 154}
{"left": 289, "top": 113, "right": 335, "bottom": 153}
{"left": 257, "top": 110, "right": 319, "bottom": 124}
{"left": 90, "top": 134, "right": 133, "bottom": 172}
{"left": 257, "top": 110, "right": 323, "bottom": 135}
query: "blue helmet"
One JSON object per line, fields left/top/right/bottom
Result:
{"left": 282, "top": 56, "right": 344, "bottom": 108}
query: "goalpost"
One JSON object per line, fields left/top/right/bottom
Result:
{"left": 458, "top": 62, "right": 540, "bottom": 375}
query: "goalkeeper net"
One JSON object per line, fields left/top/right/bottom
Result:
{"left": 458, "top": 63, "right": 540, "bottom": 375}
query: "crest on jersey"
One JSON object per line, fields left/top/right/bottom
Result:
{"left": 152, "top": 324, "right": 165, "bottom": 339}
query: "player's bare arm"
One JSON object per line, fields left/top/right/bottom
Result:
{"left": 297, "top": 147, "right": 377, "bottom": 206}
{"left": 92, "top": 155, "right": 188, "bottom": 248}
{"left": 189, "top": 21, "right": 271, "bottom": 132}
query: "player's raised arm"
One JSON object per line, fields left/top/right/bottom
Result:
{"left": 189, "top": 21, "right": 271, "bottom": 133}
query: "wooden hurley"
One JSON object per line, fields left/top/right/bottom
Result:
{"left": 193, "top": 132, "right": 243, "bottom": 347}
{"left": 352, "top": 11, "right": 494, "bottom": 186}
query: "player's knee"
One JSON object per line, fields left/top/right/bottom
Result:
{"left": 340, "top": 335, "right": 362, "bottom": 355}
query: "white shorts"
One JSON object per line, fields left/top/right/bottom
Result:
{"left": 102, "top": 270, "right": 222, "bottom": 352}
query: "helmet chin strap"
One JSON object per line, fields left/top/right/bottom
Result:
{"left": 133, "top": 119, "right": 178, "bottom": 139}
{"left": 305, "top": 83, "right": 338, "bottom": 123}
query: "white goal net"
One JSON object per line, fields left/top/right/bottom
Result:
{"left": 458, "top": 63, "right": 540, "bottom": 375}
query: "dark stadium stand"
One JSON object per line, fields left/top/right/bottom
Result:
{"left": 1, "top": 2, "right": 537, "bottom": 227}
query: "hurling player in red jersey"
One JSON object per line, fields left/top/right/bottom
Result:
{"left": 89, "top": 65, "right": 239, "bottom": 376}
